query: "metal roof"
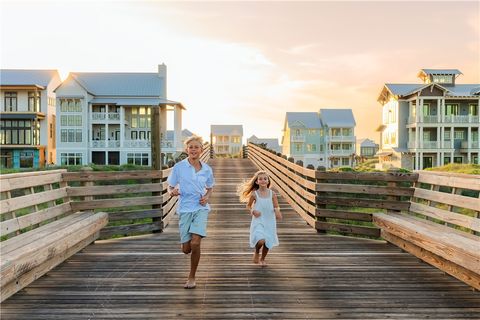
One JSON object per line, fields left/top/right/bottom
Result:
{"left": 90, "top": 97, "right": 181, "bottom": 106}
{"left": 319, "top": 109, "right": 356, "bottom": 127}
{"left": 285, "top": 112, "right": 322, "bottom": 129}
{"left": 0, "top": 69, "right": 59, "bottom": 87}
{"left": 211, "top": 125, "right": 243, "bottom": 136}
{"left": 71, "top": 72, "right": 165, "bottom": 96}
{"left": 420, "top": 69, "right": 462, "bottom": 75}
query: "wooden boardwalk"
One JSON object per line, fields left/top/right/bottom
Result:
{"left": 2, "top": 159, "right": 479, "bottom": 319}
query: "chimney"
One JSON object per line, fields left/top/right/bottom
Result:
{"left": 158, "top": 63, "right": 167, "bottom": 98}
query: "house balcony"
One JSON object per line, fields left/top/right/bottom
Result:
{"left": 291, "top": 135, "right": 305, "bottom": 142}
{"left": 91, "top": 112, "right": 121, "bottom": 122}
{"left": 123, "top": 140, "right": 151, "bottom": 148}
{"left": 461, "top": 140, "right": 480, "bottom": 149}
{"left": 90, "top": 140, "right": 121, "bottom": 148}
{"left": 444, "top": 115, "right": 478, "bottom": 123}
{"left": 329, "top": 149, "right": 354, "bottom": 156}
{"left": 408, "top": 141, "right": 444, "bottom": 149}
{"left": 328, "top": 135, "right": 355, "bottom": 142}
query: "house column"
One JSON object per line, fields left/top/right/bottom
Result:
{"left": 160, "top": 106, "right": 167, "bottom": 164}
{"left": 105, "top": 105, "right": 109, "bottom": 165}
{"left": 120, "top": 106, "right": 125, "bottom": 161}
{"left": 451, "top": 127, "right": 454, "bottom": 148}
{"left": 436, "top": 152, "right": 441, "bottom": 166}
{"left": 174, "top": 105, "right": 182, "bottom": 151}
{"left": 437, "top": 127, "right": 440, "bottom": 148}
{"left": 419, "top": 98, "right": 424, "bottom": 123}
{"left": 419, "top": 151, "right": 423, "bottom": 170}
{"left": 419, "top": 126, "right": 423, "bottom": 149}
{"left": 415, "top": 127, "right": 419, "bottom": 149}
{"left": 437, "top": 98, "right": 441, "bottom": 123}
{"left": 440, "top": 151, "right": 444, "bottom": 166}
{"left": 467, "top": 126, "right": 472, "bottom": 163}
{"left": 415, "top": 97, "right": 420, "bottom": 122}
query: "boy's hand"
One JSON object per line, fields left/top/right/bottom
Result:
{"left": 251, "top": 210, "right": 261, "bottom": 218}
{"left": 199, "top": 194, "right": 209, "bottom": 206}
{"left": 169, "top": 187, "right": 180, "bottom": 197}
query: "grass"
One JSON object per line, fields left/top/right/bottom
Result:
{"left": 425, "top": 163, "right": 480, "bottom": 174}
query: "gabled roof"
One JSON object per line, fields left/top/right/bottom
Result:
{"left": 285, "top": 112, "right": 322, "bottom": 129}
{"left": 165, "top": 129, "right": 195, "bottom": 140}
{"left": 247, "top": 136, "right": 280, "bottom": 150}
{"left": 70, "top": 72, "right": 165, "bottom": 96}
{"left": 384, "top": 84, "right": 424, "bottom": 96}
{"left": 419, "top": 69, "right": 462, "bottom": 76}
{"left": 379, "top": 82, "right": 480, "bottom": 102}
{"left": 0, "top": 69, "right": 59, "bottom": 87}
{"left": 319, "top": 109, "right": 355, "bottom": 127}
{"left": 357, "top": 138, "right": 377, "bottom": 147}
{"left": 211, "top": 125, "right": 243, "bottom": 136}
{"left": 450, "top": 84, "right": 480, "bottom": 96}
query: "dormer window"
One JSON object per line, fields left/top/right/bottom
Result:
{"left": 431, "top": 75, "right": 453, "bottom": 84}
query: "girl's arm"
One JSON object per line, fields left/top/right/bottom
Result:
{"left": 272, "top": 192, "right": 282, "bottom": 220}
{"left": 247, "top": 194, "right": 261, "bottom": 218}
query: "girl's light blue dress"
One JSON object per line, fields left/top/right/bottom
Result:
{"left": 250, "top": 189, "right": 279, "bottom": 249}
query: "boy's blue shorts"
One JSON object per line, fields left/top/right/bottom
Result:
{"left": 178, "top": 209, "right": 209, "bottom": 243}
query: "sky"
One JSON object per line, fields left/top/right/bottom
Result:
{"left": 1, "top": 1, "right": 479, "bottom": 144}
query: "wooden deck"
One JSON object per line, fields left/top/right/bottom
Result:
{"left": 2, "top": 159, "right": 479, "bottom": 319}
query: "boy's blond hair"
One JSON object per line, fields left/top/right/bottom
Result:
{"left": 184, "top": 135, "right": 204, "bottom": 147}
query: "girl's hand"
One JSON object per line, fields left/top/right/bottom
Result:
{"left": 169, "top": 187, "right": 180, "bottom": 197}
{"left": 275, "top": 212, "right": 283, "bottom": 220}
{"left": 251, "top": 210, "right": 261, "bottom": 218}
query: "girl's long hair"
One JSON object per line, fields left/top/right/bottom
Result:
{"left": 237, "top": 170, "right": 271, "bottom": 203}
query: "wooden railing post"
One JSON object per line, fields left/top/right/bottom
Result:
{"left": 80, "top": 167, "right": 94, "bottom": 203}
{"left": 315, "top": 166, "right": 327, "bottom": 233}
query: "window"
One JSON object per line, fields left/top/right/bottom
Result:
{"left": 131, "top": 131, "right": 138, "bottom": 139}
{"left": 295, "top": 129, "right": 301, "bottom": 136}
{"left": 331, "top": 128, "right": 341, "bottom": 136}
{"left": 342, "top": 128, "right": 352, "bottom": 136}
{"left": 454, "top": 156, "right": 463, "bottom": 164}
{"left": 308, "top": 129, "right": 316, "bottom": 135}
{"left": 444, "top": 157, "right": 451, "bottom": 165}
{"left": 445, "top": 104, "right": 459, "bottom": 116}
{"left": 342, "top": 158, "right": 350, "bottom": 166}
{"left": 60, "top": 99, "right": 82, "bottom": 112}
{"left": 60, "top": 129, "right": 82, "bottom": 142}
{"left": 295, "top": 143, "right": 302, "bottom": 152}
{"left": 319, "top": 129, "right": 324, "bottom": 137}
{"left": 4, "top": 92, "right": 17, "bottom": 111}
{"left": 454, "top": 131, "right": 464, "bottom": 139}
{"left": 130, "top": 107, "right": 150, "bottom": 129}
{"left": 444, "top": 130, "right": 451, "bottom": 140}
{"left": 432, "top": 75, "right": 452, "bottom": 83}
{"left": 341, "top": 144, "right": 351, "bottom": 151}
{"left": 331, "top": 144, "right": 340, "bottom": 150}
{"left": 470, "top": 104, "right": 478, "bottom": 116}
{"left": 60, "top": 153, "right": 83, "bottom": 165}
{"left": 306, "top": 144, "right": 316, "bottom": 152}
{"left": 422, "top": 103, "right": 431, "bottom": 116}
{"left": 127, "top": 153, "right": 149, "bottom": 166}
{"left": 319, "top": 145, "right": 324, "bottom": 152}
{"left": 19, "top": 151, "right": 34, "bottom": 168}
{"left": 0, "top": 120, "right": 33, "bottom": 145}
{"left": 28, "top": 91, "right": 41, "bottom": 112}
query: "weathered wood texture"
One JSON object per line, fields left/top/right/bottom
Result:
{"left": 2, "top": 158, "right": 479, "bottom": 319}
{"left": 247, "top": 143, "right": 417, "bottom": 238}
{"left": 62, "top": 144, "right": 211, "bottom": 239}
{"left": 0, "top": 170, "right": 108, "bottom": 302}
{"left": 374, "top": 170, "right": 480, "bottom": 289}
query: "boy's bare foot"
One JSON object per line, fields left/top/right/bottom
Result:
{"left": 184, "top": 278, "right": 196, "bottom": 289}
{"left": 260, "top": 260, "right": 267, "bottom": 267}
{"left": 253, "top": 252, "right": 260, "bottom": 264}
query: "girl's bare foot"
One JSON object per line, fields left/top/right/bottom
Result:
{"left": 260, "top": 259, "right": 267, "bottom": 267}
{"left": 184, "top": 278, "right": 196, "bottom": 289}
{"left": 253, "top": 252, "right": 260, "bottom": 264}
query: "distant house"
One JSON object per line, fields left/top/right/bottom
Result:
{"left": 247, "top": 135, "right": 281, "bottom": 153}
{"left": 211, "top": 125, "right": 243, "bottom": 157}
{"left": 0, "top": 69, "right": 62, "bottom": 168}
{"left": 163, "top": 129, "right": 195, "bottom": 162}
{"left": 356, "top": 138, "right": 379, "bottom": 159}
{"left": 281, "top": 109, "right": 356, "bottom": 168}
{"left": 54, "top": 64, "right": 184, "bottom": 166}
{"left": 376, "top": 68, "right": 479, "bottom": 170}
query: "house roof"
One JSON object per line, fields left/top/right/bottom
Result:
{"left": 379, "top": 82, "right": 480, "bottom": 103}
{"left": 0, "top": 69, "right": 59, "bottom": 87}
{"left": 247, "top": 136, "right": 280, "bottom": 149}
{"left": 285, "top": 112, "right": 322, "bottom": 129}
{"left": 70, "top": 72, "right": 165, "bottom": 97}
{"left": 319, "top": 109, "right": 355, "bottom": 127}
{"left": 419, "top": 69, "right": 462, "bottom": 76}
{"left": 384, "top": 84, "right": 424, "bottom": 96}
{"left": 89, "top": 97, "right": 182, "bottom": 106}
{"left": 211, "top": 125, "right": 243, "bottom": 136}
{"left": 357, "top": 138, "right": 377, "bottom": 147}
{"left": 165, "top": 129, "right": 195, "bottom": 140}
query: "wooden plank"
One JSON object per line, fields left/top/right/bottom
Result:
{"left": 315, "top": 171, "right": 418, "bottom": 182}
{"left": 418, "top": 171, "right": 480, "bottom": 191}
{"left": 0, "top": 170, "right": 66, "bottom": 193}
{"left": 66, "top": 183, "right": 162, "bottom": 197}
{"left": 410, "top": 202, "right": 480, "bottom": 232}
{"left": 316, "top": 209, "right": 373, "bottom": 222}
{"left": 1, "top": 202, "right": 72, "bottom": 236}
{"left": 107, "top": 209, "right": 162, "bottom": 222}
{"left": 316, "top": 183, "right": 414, "bottom": 197}
{"left": 0, "top": 188, "right": 68, "bottom": 215}
{"left": 316, "top": 222, "right": 380, "bottom": 237}
{"left": 62, "top": 170, "right": 162, "bottom": 182}
{"left": 0, "top": 232, "right": 99, "bottom": 302}
{"left": 414, "top": 188, "right": 480, "bottom": 211}
{"left": 381, "top": 230, "right": 480, "bottom": 290}
{"left": 99, "top": 223, "right": 160, "bottom": 239}
{"left": 316, "top": 196, "right": 411, "bottom": 211}
{"left": 373, "top": 213, "right": 480, "bottom": 274}
{"left": 1, "top": 212, "right": 108, "bottom": 289}
{"left": 70, "top": 196, "right": 162, "bottom": 211}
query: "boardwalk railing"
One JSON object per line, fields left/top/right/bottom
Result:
{"left": 247, "top": 143, "right": 417, "bottom": 238}
{"left": 247, "top": 142, "right": 480, "bottom": 289}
